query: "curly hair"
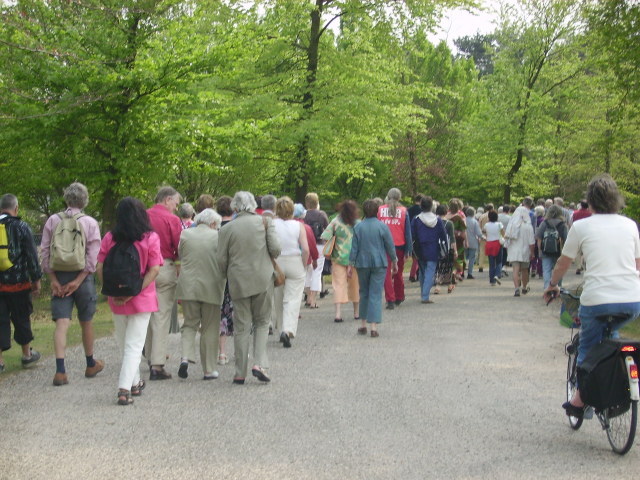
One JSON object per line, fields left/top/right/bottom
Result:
{"left": 111, "top": 197, "right": 153, "bottom": 242}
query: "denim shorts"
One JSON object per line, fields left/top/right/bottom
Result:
{"left": 51, "top": 272, "right": 97, "bottom": 322}
{"left": 577, "top": 302, "right": 640, "bottom": 365}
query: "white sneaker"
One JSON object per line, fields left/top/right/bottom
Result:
{"left": 203, "top": 371, "right": 219, "bottom": 380}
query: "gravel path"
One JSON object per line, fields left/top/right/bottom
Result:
{"left": 1, "top": 271, "right": 638, "bottom": 479}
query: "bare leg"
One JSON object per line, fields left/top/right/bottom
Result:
{"left": 353, "top": 301, "right": 360, "bottom": 319}
{"left": 79, "top": 320, "right": 95, "bottom": 356}
{"left": 307, "top": 290, "right": 318, "bottom": 306}
{"left": 334, "top": 303, "right": 342, "bottom": 320}
{"left": 54, "top": 318, "right": 71, "bottom": 358}
{"left": 512, "top": 264, "right": 521, "bottom": 289}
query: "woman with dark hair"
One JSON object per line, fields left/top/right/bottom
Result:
{"left": 535, "top": 204, "right": 568, "bottom": 290}
{"left": 435, "top": 204, "right": 457, "bottom": 293}
{"left": 483, "top": 210, "right": 504, "bottom": 286}
{"left": 216, "top": 195, "right": 234, "bottom": 364}
{"left": 350, "top": 200, "right": 397, "bottom": 337}
{"left": 321, "top": 200, "right": 360, "bottom": 323}
{"left": 97, "top": 197, "right": 163, "bottom": 405}
{"left": 544, "top": 174, "right": 640, "bottom": 419}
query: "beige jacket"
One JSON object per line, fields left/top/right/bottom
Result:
{"left": 175, "top": 224, "right": 225, "bottom": 304}
{"left": 217, "top": 212, "right": 281, "bottom": 299}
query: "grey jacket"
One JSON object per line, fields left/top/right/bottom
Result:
{"left": 217, "top": 212, "right": 281, "bottom": 299}
{"left": 175, "top": 224, "right": 225, "bottom": 304}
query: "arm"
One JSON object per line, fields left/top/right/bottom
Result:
{"left": 543, "top": 254, "right": 573, "bottom": 301}
{"left": 298, "top": 223, "right": 310, "bottom": 267}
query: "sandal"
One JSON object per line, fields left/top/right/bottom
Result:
{"left": 447, "top": 284, "right": 456, "bottom": 294}
{"left": 357, "top": 327, "right": 367, "bottom": 335}
{"left": 117, "top": 390, "right": 133, "bottom": 406}
{"left": 306, "top": 304, "right": 319, "bottom": 309}
{"left": 131, "top": 380, "right": 145, "bottom": 397}
{"left": 433, "top": 288, "right": 440, "bottom": 295}
{"left": 217, "top": 354, "right": 229, "bottom": 365}
{"left": 334, "top": 318, "right": 343, "bottom": 323}
{"left": 370, "top": 330, "right": 379, "bottom": 338}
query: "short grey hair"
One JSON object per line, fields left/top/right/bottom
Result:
{"left": 155, "top": 186, "right": 179, "bottom": 204}
{"left": 0, "top": 194, "right": 18, "bottom": 211}
{"left": 534, "top": 205, "right": 545, "bottom": 217}
{"left": 178, "top": 203, "right": 195, "bottom": 219}
{"left": 261, "top": 194, "right": 276, "bottom": 211}
{"left": 545, "top": 204, "right": 564, "bottom": 220}
{"left": 194, "top": 208, "right": 221, "bottom": 228}
{"left": 63, "top": 182, "right": 89, "bottom": 209}
{"left": 231, "top": 191, "right": 257, "bottom": 213}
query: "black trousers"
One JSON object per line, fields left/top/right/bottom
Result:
{"left": 0, "top": 290, "right": 34, "bottom": 351}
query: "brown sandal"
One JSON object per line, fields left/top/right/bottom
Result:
{"left": 370, "top": 330, "right": 379, "bottom": 337}
{"left": 117, "top": 390, "right": 133, "bottom": 406}
{"left": 357, "top": 327, "right": 367, "bottom": 335}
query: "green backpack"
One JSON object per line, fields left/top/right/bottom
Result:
{"left": 0, "top": 215, "right": 14, "bottom": 271}
{"left": 50, "top": 212, "right": 86, "bottom": 272}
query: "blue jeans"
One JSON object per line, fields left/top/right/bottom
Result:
{"left": 488, "top": 255, "right": 502, "bottom": 284}
{"left": 465, "top": 248, "right": 477, "bottom": 276}
{"left": 541, "top": 255, "right": 561, "bottom": 290}
{"left": 418, "top": 260, "right": 438, "bottom": 301}
{"left": 577, "top": 302, "right": 640, "bottom": 365}
{"left": 356, "top": 267, "right": 386, "bottom": 324}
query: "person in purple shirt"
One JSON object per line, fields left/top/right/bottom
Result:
{"left": 41, "top": 182, "right": 104, "bottom": 386}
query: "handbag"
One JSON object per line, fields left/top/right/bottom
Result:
{"left": 262, "top": 217, "right": 286, "bottom": 287}
{"left": 322, "top": 235, "right": 336, "bottom": 259}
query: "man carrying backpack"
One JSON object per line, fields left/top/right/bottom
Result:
{"left": 535, "top": 204, "right": 568, "bottom": 290}
{"left": 41, "top": 182, "right": 103, "bottom": 386}
{"left": 0, "top": 194, "right": 43, "bottom": 373}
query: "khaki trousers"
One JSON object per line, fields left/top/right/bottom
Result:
{"left": 477, "top": 239, "right": 487, "bottom": 270}
{"left": 233, "top": 288, "right": 272, "bottom": 379}
{"left": 145, "top": 261, "right": 177, "bottom": 366}
{"left": 180, "top": 301, "right": 220, "bottom": 376}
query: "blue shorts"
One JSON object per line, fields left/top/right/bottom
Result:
{"left": 577, "top": 302, "right": 640, "bottom": 365}
{"left": 51, "top": 272, "right": 97, "bottom": 322}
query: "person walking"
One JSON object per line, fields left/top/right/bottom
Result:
{"left": 145, "top": 186, "right": 182, "bottom": 380}
{"left": 321, "top": 200, "right": 360, "bottom": 323}
{"left": 535, "top": 205, "right": 568, "bottom": 290}
{"left": 483, "top": 210, "right": 504, "bottom": 286}
{"left": 350, "top": 199, "right": 397, "bottom": 337}
{"left": 504, "top": 199, "right": 535, "bottom": 297}
{"left": 0, "top": 194, "right": 42, "bottom": 372}
{"left": 40, "top": 182, "right": 103, "bottom": 386}
{"left": 303, "top": 193, "right": 329, "bottom": 309}
{"left": 411, "top": 196, "right": 448, "bottom": 304}
{"left": 96, "top": 197, "right": 162, "bottom": 405}
{"left": 273, "top": 197, "right": 309, "bottom": 348}
{"left": 407, "top": 194, "right": 423, "bottom": 283}
{"left": 377, "top": 188, "right": 412, "bottom": 309}
{"left": 175, "top": 208, "right": 226, "bottom": 380}
{"left": 465, "top": 206, "right": 482, "bottom": 279}
{"left": 217, "top": 191, "right": 281, "bottom": 384}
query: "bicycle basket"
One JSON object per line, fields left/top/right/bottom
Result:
{"left": 559, "top": 284, "right": 582, "bottom": 329}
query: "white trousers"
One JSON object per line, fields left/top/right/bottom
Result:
{"left": 113, "top": 312, "right": 151, "bottom": 391}
{"left": 275, "top": 255, "right": 306, "bottom": 337}
{"left": 304, "top": 243, "right": 325, "bottom": 292}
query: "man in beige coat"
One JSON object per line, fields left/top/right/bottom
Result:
{"left": 175, "top": 209, "right": 226, "bottom": 380}
{"left": 218, "top": 192, "right": 281, "bottom": 384}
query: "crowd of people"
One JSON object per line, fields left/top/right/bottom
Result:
{"left": 0, "top": 175, "right": 638, "bottom": 411}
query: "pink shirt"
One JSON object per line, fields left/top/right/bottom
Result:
{"left": 147, "top": 204, "right": 182, "bottom": 260}
{"left": 97, "top": 231, "right": 163, "bottom": 315}
{"left": 40, "top": 208, "right": 101, "bottom": 274}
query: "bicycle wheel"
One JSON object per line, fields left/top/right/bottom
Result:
{"left": 605, "top": 401, "right": 637, "bottom": 455}
{"left": 566, "top": 333, "right": 583, "bottom": 430}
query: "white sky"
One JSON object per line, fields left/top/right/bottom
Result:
{"left": 429, "top": 1, "right": 503, "bottom": 50}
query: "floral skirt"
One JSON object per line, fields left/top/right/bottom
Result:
{"left": 220, "top": 283, "right": 233, "bottom": 336}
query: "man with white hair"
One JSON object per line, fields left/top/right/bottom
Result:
{"left": 218, "top": 191, "right": 281, "bottom": 384}
{"left": 41, "top": 182, "right": 103, "bottom": 386}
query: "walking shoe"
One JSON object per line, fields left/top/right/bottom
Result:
{"left": 178, "top": 362, "right": 189, "bottom": 379}
{"left": 478, "top": 267, "right": 483, "bottom": 273}
{"left": 466, "top": 275, "right": 475, "bottom": 280}
{"left": 522, "top": 285, "right": 530, "bottom": 295}
{"left": 386, "top": 302, "right": 395, "bottom": 310}
{"left": 203, "top": 371, "right": 219, "bottom": 380}
{"left": 495, "top": 277, "right": 501, "bottom": 285}
{"left": 150, "top": 368, "right": 172, "bottom": 380}
{"left": 394, "top": 300, "right": 403, "bottom": 306}
{"left": 21, "top": 349, "right": 41, "bottom": 367}
{"left": 53, "top": 372, "right": 69, "bottom": 386}
{"left": 514, "top": 288, "right": 520, "bottom": 297}
{"left": 280, "top": 332, "right": 291, "bottom": 348}
{"left": 85, "top": 359, "right": 104, "bottom": 378}
{"left": 409, "top": 277, "right": 417, "bottom": 283}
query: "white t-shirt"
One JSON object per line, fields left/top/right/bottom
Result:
{"left": 484, "top": 221, "right": 503, "bottom": 241}
{"left": 274, "top": 218, "right": 301, "bottom": 256}
{"left": 562, "top": 214, "right": 640, "bottom": 306}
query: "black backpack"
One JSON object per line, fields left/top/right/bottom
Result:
{"left": 101, "top": 242, "right": 143, "bottom": 297}
{"left": 309, "top": 220, "right": 324, "bottom": 243}
{"left": 541, "top": 221, "right": 561, "bottom": 256}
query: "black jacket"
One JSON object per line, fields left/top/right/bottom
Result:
{"left": 0, "top": 214, "right": 42, "bottom": 288}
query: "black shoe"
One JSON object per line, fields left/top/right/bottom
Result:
{"left": 280, "top": 332, "right": 291, "bottom": 348}
{"left": 252, "top": 367, "right": 271, "bottom": 382}
{"left": 334, "top": 318, "right": 343, "bottom": 323}
{"left": 150, "top": 368, "right": 172, "bottom": 380}
{"left": 409, "top": 277, "right": 417, "bottom": 283}
{"left": 395, "top": 300, "right": 403, "bottom": 306}
{"left": 562, "top": 401, "right": 585, "bottom": 418}
{"left": 478, "top": 267, "right": 483, "bottom": 273}
{"left": 386, "top": 302, "right": 395, "bottom": 310}
{"left": 233, "top": 378, "right": 245, "bottom": 385}
{"left": 466, "top": 275, "right": 475, "bottom": 280}
{"left": 21, "top": 349, "right": 41, "bottom": 367}
{"left": 319, "top": 289, "right": 329, "bottom": 298}
{"left": 268, "top": 326, "right": 273, "bottom": 335}
{"left": 178, "top": 362, "right": 188, "bottom": 379}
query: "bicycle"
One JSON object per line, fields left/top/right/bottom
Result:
{"left": 551, "top": 288, "right": 640, "bottom": 455}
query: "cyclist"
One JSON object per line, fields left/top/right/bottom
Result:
{"left": 543, "top": 174, "right": 640, "bottom": 418}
